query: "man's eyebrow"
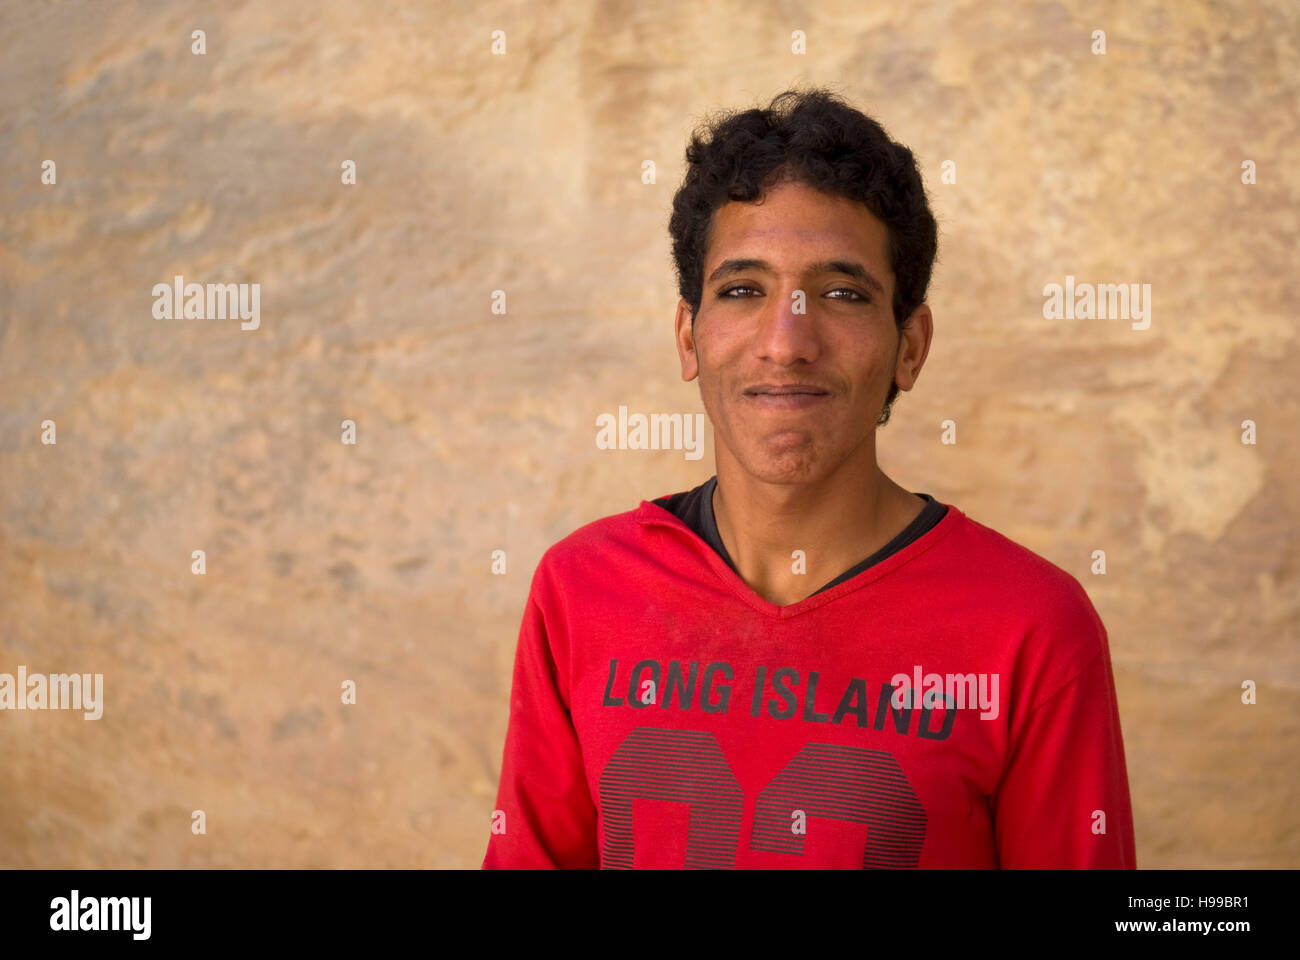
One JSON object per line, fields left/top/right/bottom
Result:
{"left": 705, "top": 257, "right": 885, "bottom": 293}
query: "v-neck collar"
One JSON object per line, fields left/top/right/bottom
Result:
{"left": 636, "top": 494, "right": 965, "bottom": 621}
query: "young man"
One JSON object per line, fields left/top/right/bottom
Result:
{"left": 482, "top": 88, "right": 1136, "bottom": 869}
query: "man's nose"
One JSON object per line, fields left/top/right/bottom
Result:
{"left": 753, "top": 288, "right": 821, "bottom": 364}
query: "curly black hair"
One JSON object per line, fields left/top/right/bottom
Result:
{"left": 668, "top": 86, "right": 938, "bottom": 426}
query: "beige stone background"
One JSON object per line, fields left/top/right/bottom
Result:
{"left": 1, "top": 0, "right": 1297, "bottom": 869}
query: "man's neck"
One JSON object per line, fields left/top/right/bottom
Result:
{"left": 711, "top": 455, "right": 925, "bottom": 607}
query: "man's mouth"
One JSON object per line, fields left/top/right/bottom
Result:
{"left": 745, "top": 384, "right": 830, "bottom": 396}
{"left": 743, "top": 383, "right": 832, "bottom": 409}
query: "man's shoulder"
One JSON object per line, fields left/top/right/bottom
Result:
{"left": 530, "top": 497, "right": 673, "bottom": 584}
{"left": 942, "top": 509, "right": 1105, "bottom": 635}
{"left": 949, "top": 511, "right": 1081, "bottom": 582}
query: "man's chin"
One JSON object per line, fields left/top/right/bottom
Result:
{"left": 732, "top": 446, "right": 827, "bottom": 486}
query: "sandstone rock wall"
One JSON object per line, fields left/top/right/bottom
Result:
{"left": 1, "top": 0, "right": 1296, "bottom": 867}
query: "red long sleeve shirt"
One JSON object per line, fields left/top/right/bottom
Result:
{"left": 482, "top": 496, "right": 1136, "bottom": 869}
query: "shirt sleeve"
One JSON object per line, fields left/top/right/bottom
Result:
{"left": 481, "top": 589, "right": 600, "bottom": 869}
{"left": 990, "top": 639, "right": 1137, "bottom": 869}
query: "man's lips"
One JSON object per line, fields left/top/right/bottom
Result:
{"left": 744, "top": 384, "right": 830, "bottom": 396}
{"left": 743, "top": 384, "right": 832, "bottom": 409}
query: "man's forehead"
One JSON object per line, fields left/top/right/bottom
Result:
{"left": 708, "top": 195, "right": 891, "bottom": 277}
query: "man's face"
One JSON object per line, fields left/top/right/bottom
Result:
{"left": 676, "top": 177, "right": 930, "bottom": 485}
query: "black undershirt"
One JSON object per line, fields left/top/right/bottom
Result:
{"left": 653, "top": 475, "right": 949, "bottom": 598}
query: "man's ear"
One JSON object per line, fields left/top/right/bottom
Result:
{"left": 675, "top": 298, "right": 699, "bottom": 381}
{"left": 894, "top": 303, "right": 933, "bottom": 392}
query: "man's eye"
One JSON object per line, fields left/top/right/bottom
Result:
{"left": 720, "top": 285, "right": 758, "bottom": 298}
{"left": 720, "top": 285, "right": 870, "bottom": 302}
